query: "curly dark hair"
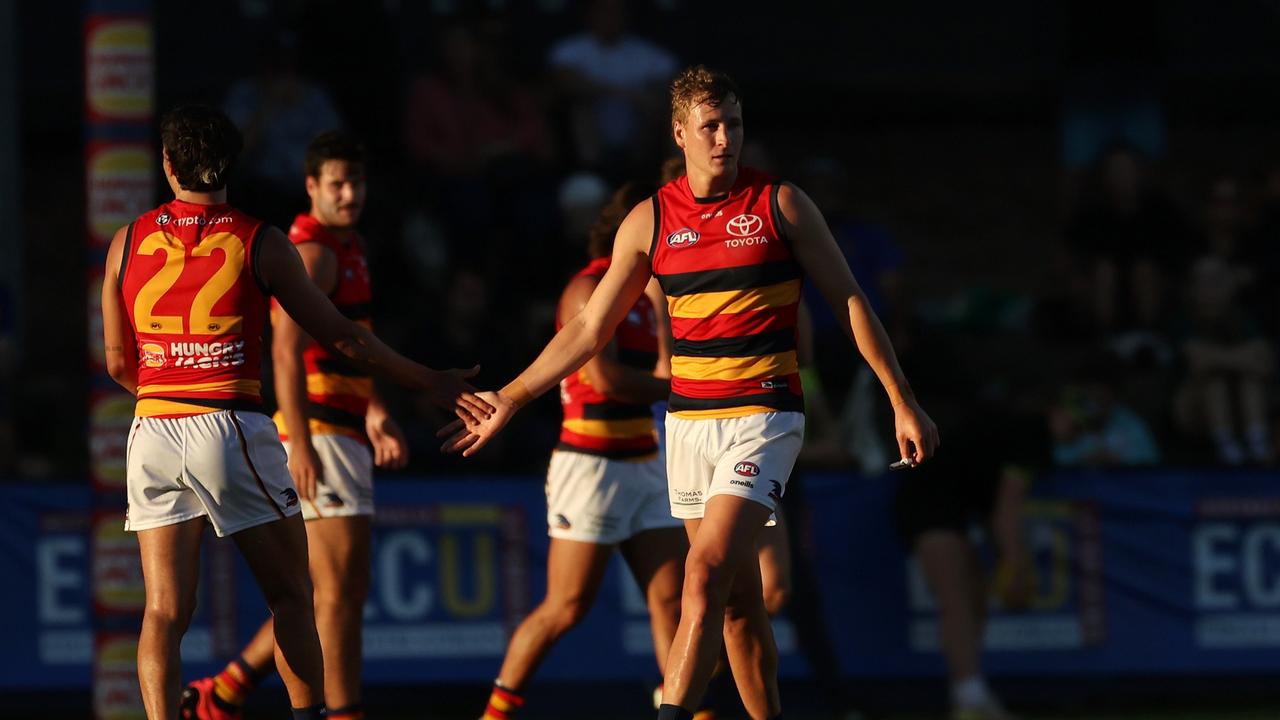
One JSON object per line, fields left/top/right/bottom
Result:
{"left": 669, "top": 65, "right": 741, "bottom": 124}
{"left": 304, "top": 131, "right": 366, "bottom": 179}
{"left": 587, "top": 181, "right": 657, "bottom": 259}
{"left": 159, "top": 105, "right": 242, "bottom": 192}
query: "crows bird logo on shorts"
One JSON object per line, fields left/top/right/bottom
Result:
{"left": 768, "top": 481, "right": 783, "bottom": 502}
{"left": 279, "top": 488, "right": 299, "bottom": 508}
{"left": 555, "top": 514, "right": 572, "bottom": 530}
{"left": 322, "top": 492, "right": 344, "bottom": 508}
{"left": 734, "top": 461, "right": 760, "bottom": 477}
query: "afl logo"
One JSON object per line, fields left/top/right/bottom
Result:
{"left": 141, "top": 343, "right": 166, "bottom": 368}
{"left": 734, "top": 461, "right": 760, "bottom": 477}
{"left": 155, "top": 212, "right": 171, "bottom": 226}
{"left": 726, "top": 214, "right": 763, "bottom": 237}
{"left": 666, "top": 227, "right": 699, "bottom": 248}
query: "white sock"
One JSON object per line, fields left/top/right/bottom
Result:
{"left": 953, "top": 676, "right": 991, "bottom": 708}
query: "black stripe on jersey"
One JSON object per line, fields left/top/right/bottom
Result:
{"left": 673, "top": 329, "right": 796, "bottom": 359}
{"left": 117, "top": 222, "right": 136, "bottom": 290}
{"left": 555, "top": 442, "right": 658, "bottom": 460}
{"left": 770, "top": 183, "right": 791, "bottom": 250}
{"left": 313, "top": 357, "right": 370, "bottom": 378}
{"left": 336, "top": 302, "right": 372, "bottom": 321}
{"left": 648, "top": 195, "right": 662, "bottom": 259}
{"left": 307, "top": 402, "right": 366, "bottom": 430}
{"left": 145, "top": 396, "right": 265, "bottom": 413}
{"left": 580, "top": 402, "right": 654, "bottom": 421}
{"left": 655, "top": 259, "right": 801, "bottom": 297}
{"left": 618, "top": 348, "right": 659, "bottom": 369}
{"left": 250, "top": 223, "right": 270, "bottom": 295}
{"left": 668, "top": 391, "right": 805, "bottom": 414}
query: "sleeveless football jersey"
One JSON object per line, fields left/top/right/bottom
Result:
{"left": 650, "top": 167, "right": 804, "bottom": 419}
{"left": 119, "top": 200, "right": 269, "bottom": 418}
{"left": 557, "top": 257, "right": 660, "bottom": 458}
{"left": 271, "top": 214, "right": 373, "bottom": 442}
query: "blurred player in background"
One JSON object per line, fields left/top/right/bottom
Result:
{"left": 183, "top": 132, "right": 402, "bottom": 720}
{"left": 442, "top": 66, "right": 938, "bottom": 720}
{"left": 101, "top": 105, "right": 488, "bottom": 720}
{"left": 480, "top": 181, "right": 690, "bottom": 720}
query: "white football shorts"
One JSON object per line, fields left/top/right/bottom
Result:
{"left": 665, "top": 411, "right": 805, "bottom": 521}
{"left": 125, "top": 410, "right": 300, "bottom": 537}
{"left": 545, "top": 449, "right": 680, "bottom": 544}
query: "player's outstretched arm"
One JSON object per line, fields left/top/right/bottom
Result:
{"left": 440, "top": 199, "right": 658, "bottom": 457}
{"left": 256, "top": 226, "right": 493, "bottom": 419}
{"left": 102, "top": 226, "right": 139, "bottom": 395}
{"left": 779, "top": 182, "right": 939, "bottom": 464}
{"left": 561, "top": 274, "right": 669, "bottom": 404}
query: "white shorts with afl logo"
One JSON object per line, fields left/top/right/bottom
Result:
{"left": 125, "top": 410, "right": 301, "bottom": 537}
{"left": 284, "top": 433, "right": 375, "bottom": 520}
{"left": 665, "top": 411, "right": 805, "bottom": 522}
{"left": 545, "top": 449, "right": 680, "bottom": 544}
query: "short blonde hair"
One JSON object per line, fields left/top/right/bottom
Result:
{"left": 670, "top": 65, "right": 741, "bottom": 124}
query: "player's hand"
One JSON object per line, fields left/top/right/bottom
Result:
{"left": 427, "top": 365, "right": 494, "bottom": 420}
{"left": 366, "top": 406, "right": 409, "bottom": 470}
{"left": 894, "top": 398, "right": 939, "bottom": 466}
{"left": 289, "top": 440, "right": 323, "bottom": 501}
{"left": 437, "top": 390, "right": 516, "bottom": 457}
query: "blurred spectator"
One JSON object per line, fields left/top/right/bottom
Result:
{"left": 224, "top": 30, "right": 342, "bottom": 227}
{"left": 405, "top": 20, "right": 552, "bottom": 181}
{"left": 1049, "top": 358, "right": 1160, "bottom": 467}
{"left": 548, "top": 0, "right": 676, "bottom": 180}
{"left": 1172, "top": 257, "right": 1275, "bottom": 465}
{"left": 1064, "top": 143, "right": 1191, "bottom": 344}
{"left": 895, "top": 406, "right": 1043, "bottom": 720}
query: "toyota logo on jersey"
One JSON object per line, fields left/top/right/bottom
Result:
{"left": 734, "top": 461, "right": 761, "bottom": 477}
{"left": 667, "top": 227, "right": 700, "bottom": 248}
{"left": 726, "top": 214, "right": 763, "bottom": 237}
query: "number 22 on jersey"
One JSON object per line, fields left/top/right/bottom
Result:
{"left": 132, "top": 231, "right": 245, "bottom": 335}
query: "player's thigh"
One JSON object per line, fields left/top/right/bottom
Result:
{"left": 620, "top": 525, "right": 688, "bottom": 597}
{"left": 690, "top": 494, "right": 776, "bottom": 575}
{"left": 305, "top": 515, "right": 372, "bottom": 597}
{"left": 544, "top": 537, "right": 616, "bottom": 607}
{"left": 136, "top": 517, "right": 207, "bottom": 618}
{"left": 756, "top": 507, "right": 791, "bottom": 598}
{"left": 231, "top": 513, "right": 313, "bottom": 604}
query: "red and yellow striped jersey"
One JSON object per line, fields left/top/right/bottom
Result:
{"left": 119, "top": 200, "right": 269, "bottom": 418}
{"left": 271, "top": 214, "right": 373, "bottom": 442}
{"left": 557, "top": 257, "right": 660, "bottom": 458}
{"left": 650, "top": 167, "right": 804, "bottom": 419}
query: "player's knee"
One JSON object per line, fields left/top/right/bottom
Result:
{"left": 544, "top": 594, "right": 592, "bottom": 633}
{"left": 761, "top": 584, "right": 790, "bottom": 616}
{"left": 144, "top": 596, "right": 197, "bottom": 633}
{"left": 682, "top": 556, "right": 733, "bottom": 616}
{"left": 262, "top": 574, "right": 314, "bottom": 616}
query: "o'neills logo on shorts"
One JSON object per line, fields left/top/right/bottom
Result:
{"left": 666, "top": 227, "right": 699, "bottom": 248}
{"left": 734, "top": 461, "right": 760, "bottom": 477}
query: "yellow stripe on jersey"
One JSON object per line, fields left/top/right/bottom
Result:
{"left": 667, "top": 279, "right": 801, "bottom": 319}
{"left": 561, "top": 417, "right": 657, "bottom": 439}
{"left": 135, "top": 398, "right": 222, "bottom": 417}
{"left": 305, "top": 373, "right": 374, "bottom": 398}
{"left": 671, "top": 351, "right": 798, "bottom": 382}
{"left": 669, "top": 405, "right": 779, "bottom": 420}
{"left": 136, "top": 378, "right": 261, "bottom": 397}
{"left": 272, "top": 412, "right": 365, "bottom": 440}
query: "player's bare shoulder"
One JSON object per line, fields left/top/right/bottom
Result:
{"left": 774, "top": 181, "right": 821, "bottom": 234}
{"left": 616, "top": 195, "right": 657, "bottom": 256}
